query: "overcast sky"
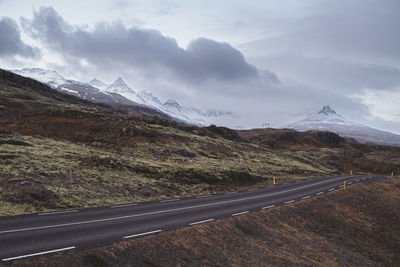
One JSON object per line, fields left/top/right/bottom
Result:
{"left": 0, "top": 0, "right": 399, "bottom": 133}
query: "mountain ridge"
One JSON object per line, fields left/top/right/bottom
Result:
{"left": 11, "top": 68, "right": 234, "bottom": 126}
{"left": 287, "top": 105, "right": 400, "bottom": 146}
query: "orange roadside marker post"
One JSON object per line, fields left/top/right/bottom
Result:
{"left": 350, "top": 170, "right": 353, "bottom": 175}
{"left": 273, "top": 177, "right": 276, "bottom": 185}
{"left": 344, "top": 181, "right": 346, "bottom": 189}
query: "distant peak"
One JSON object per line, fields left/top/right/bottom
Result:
{"left": 114, "top": 77, "right": 125, "bottom": 84}
{"left": 164, "top": 99, "right": 182, "bottom": 110}
{"left": 88, "top": 78, "right": 107, "bottom": 90}
{"left": 106, "top": 77, "right": 134, "bottom": 93}
{"left": 165, "top": 99, "right": 179, "bottom": 105}
{"left": 110, "top": 77, "right": 128, "bottom": 87}
{"left": 318, "top": 105, "right": 336, "bottom": 115}
{"left": 20, "top": 67, "right": 62, "bottom": 76}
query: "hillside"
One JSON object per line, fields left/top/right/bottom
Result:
{"left": 0, "top": 68, "right": 399, "bottom": 216}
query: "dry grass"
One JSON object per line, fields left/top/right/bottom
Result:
{"left": 6, "top": 182, "right": 400, "bottom": 267}
{"left": 0, "top": 131, "right": 331, "bottom": 215}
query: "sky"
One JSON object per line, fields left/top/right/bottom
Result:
{"left": 0, "top": 0, "right": 399, "bottom": 133}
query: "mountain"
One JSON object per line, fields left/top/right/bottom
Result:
{"left": 103, "top": 77, "right": 209, "bottom": 125}
{"left": 286, "top": 105, "right": 400, "bottom": 146}
{"left": 10, "top": 68, "right": 236, "bottom": 126}
{"left": 106, "top": 77, "right": 134, "bottom": 94}
{"left": 9, "top": 68, "right": 186, "bottom": 121}
{"left": 88, "top": 78, "right": 108, "bottom": 90}
{"left": 10, "top": 68, "right": 137, "bottom": 105}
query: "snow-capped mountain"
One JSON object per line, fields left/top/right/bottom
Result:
{"left": 88, "top": 78, "right": 108, "bottom": 90}
{"left": 10, "top": 68, "right": 234, "bottom": 126}
{"left": 11, "top": 68, "right": 66, "bottom": 87}
{"left": 99, "top": 77, "right": 210, "bottom": 125}
{"left": 106, "top": 77, "right": 134, "bottom": 94}
{"left": 287, "top": 105, "right": 400, "bottom": 146}
{"left": 11, "top": 68, "right": 136, "bottom": 105}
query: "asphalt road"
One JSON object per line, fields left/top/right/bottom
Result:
{"left": 0, "top": 174, "right": 381, "bottom": 261}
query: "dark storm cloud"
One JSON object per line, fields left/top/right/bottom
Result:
{"left": 22, "top": 7, "right": 265, "bottom": 84}
{"left": 0, "top": 17, "right": 38, "bottom": 58}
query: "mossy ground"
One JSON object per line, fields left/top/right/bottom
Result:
{"left": 0, "top": 131, "right": 332, "bottom": 216}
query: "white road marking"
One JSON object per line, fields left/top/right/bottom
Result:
{"left": 284, "top": 200, "right": 295, "bottom": 204}
{"left": 124, "top": 230, "right": 162, "bottom": 239}
{"left": 248, "top": 188, "right": 258, "bottom": 191}
{"left": 262, "top": 205, "right": 275, "bottom": 209}
{"left": 38, "top": 210, "right": 78, "bottom": 216}
{"left": 110, "top": 204, "right": 138, "bottom": 209}
{"left": 356, "top": 180, "right": 360, "bottom": 182}
{"left": 225, "top": 191, "right": 238, "bottom": 195}
{"left": 328, "top": 188, "right": 335, "bottom": 191}
{"left": 196, "top": 195, "right": 212, "bottom": 198}
{"left": 348, "top": 182, "right": 352, "bottom": 184}
{"left": 38, "top": 210, "right": 79, "bottom": 216}
{"left": 339, "top": 185, "right": 344, "bottom": 188}
{"left": 2, "top": 247, "right": 76, "bottom": 262}
{"left": 317, "top": 192, "right": 324, "bottom": 195}
{"left": 232, "top": 211, "right": 249, "bottom": 216}
{"left": 189, "top": 219, "right": 214, "bottom": 225}
{"left": 302, "top": 196, "right": 311, "bottom": 199}
{"left": 0, "top": 176, "right": 354, "bottom": 235}
{"left": 160, "top": 199, "right": 180, "bottom": 203}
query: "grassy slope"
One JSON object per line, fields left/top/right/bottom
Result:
{"left": 0, "top": 128, "right": 330, "bottom": 215}
{"left": 5, "top": 180, "right": 400, "bottom": 267}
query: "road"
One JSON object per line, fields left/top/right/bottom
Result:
{"left": 0, "top": 175, "right": 381, "bottom": 261}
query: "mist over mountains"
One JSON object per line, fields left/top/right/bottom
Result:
{"left": 11, "top": 68, "right": 235, "bottom": 126}
{"left": 10, "top": 68, "right": 400, "bottom": 146}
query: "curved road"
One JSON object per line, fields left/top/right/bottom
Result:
{"left": 0, "top": 175, "right": 381, "bottom": 261}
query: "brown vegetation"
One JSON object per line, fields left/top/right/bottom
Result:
{"left": 5, "top": 181, "right": 400, "bottom": 267}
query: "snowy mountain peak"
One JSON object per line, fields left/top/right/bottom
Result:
{"left": 307, "top": 105, "right": 347, "bottom": 123}
{"left": 286, "top": 105, "right": 400, "bottom": 146}
{"left": 318, "top": 105, "right": 336, "bottom": 115}
{"left": 113, "top": 77, "right": 126, "bottom": 85}
{"left": 11, "top": 68, "right": 66, "bottom": 87}
{"left": 88, "top": 78, "right": 107, "bottom": 90}
{"left": 20, "top": 67, "right": 63, "bottom": 78}
{"left": 286, "top": 105, "right": 358, "bottom": 130}
{"left": 107, "top": 77, "right": 135, "bottom": 94}
{"left": 163, "top": 99, "right": 182, "bottom": 111}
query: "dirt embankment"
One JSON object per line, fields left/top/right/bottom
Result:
{"left": 6, "top": 180, "right": 400, "bottom": 267}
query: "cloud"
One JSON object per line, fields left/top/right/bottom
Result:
{"left": 249, "top": 54, "right": 400, "bottom": 92}
{"left": 239, "top": 0, "right": 400, "bottom": 67}
{"left": 0, "top": 17, "right": 38, "bottom": 58}
{"left": 353, "top": 89, "right": 400, "bottom": 123}
{"left": 21, "top": 7, "right": 266, "bottom": 86}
